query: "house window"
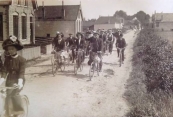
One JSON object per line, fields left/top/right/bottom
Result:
{"left": 47, "top": 34, "right": 50, "bottom": 37}
{"left": 13, "top": 15, "right": 19, "bottom": 38}
{"left": 156, "top": 22, "right": 159, "bottom": 27}
{"left": 0, "top": 13, "right": 3, "bottom": 41}
{"left": 18, "top": 0, "right": 21, "bottom": 5}
{"left": 22, "top": 16, "right": 27, "bottom": 39}
{"left": 24, "top": 0, "right": 28, "bottom": 6}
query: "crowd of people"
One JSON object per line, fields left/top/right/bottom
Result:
{"left": 0, "top": 28, "right": 127, "bottom": 116}
{"left": 52, "top": 28, "right": 127, "bottom": 72}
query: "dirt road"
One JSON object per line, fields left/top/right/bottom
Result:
{"left": 22, "top": 30, "right": 136, "bottom": 117}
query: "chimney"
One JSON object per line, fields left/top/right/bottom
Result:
{"left": 42, "top": 1, "right": 45, "bottom": 19}
{"left": 61, "top": 0, "right": 65, "bottom": 19}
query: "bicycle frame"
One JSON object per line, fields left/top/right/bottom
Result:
{"left": 117, "top": 47, "right": 125, "bottom": 67}
{"left": 0, "top": 86, "right": 18, "bottom": 117}
{"left": 89, "top": 51, "right": 101, "bottom": 80}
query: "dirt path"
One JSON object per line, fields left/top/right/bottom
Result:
{"left": 22, "top": 30, "right": 136, "bottom": 117}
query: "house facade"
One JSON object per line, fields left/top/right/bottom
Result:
{"left": 0, "top": 0, "right": 37, "bottom": 46}
{"left": 152, "top": 12, "right": 173, "bottom": 31}
{"left": 35, "top": 4, "right": 83, "bottom": 38}
{"left": 94, "top": 16, "right": 123, "bottom": 31}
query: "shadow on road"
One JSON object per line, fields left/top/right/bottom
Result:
{"left": 103, "top": 62, "right": 119, "bottom": 66}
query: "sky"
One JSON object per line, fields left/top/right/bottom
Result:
{"left": 36, "top": 0, "right": 173, "bottom": 20}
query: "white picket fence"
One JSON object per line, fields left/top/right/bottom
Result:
{"left": 18, "top": 46, "right": 41, "bottom": 61}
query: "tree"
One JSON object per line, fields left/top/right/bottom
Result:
{"left": 134, "top": 11, "right": 150, "bottom": 26}
{"left": 114, "top": 10, "right": 127, "bottom": 19}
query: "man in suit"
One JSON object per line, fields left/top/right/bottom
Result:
{"left": 88, "top": 32, "right": 103, "bottom": 72}
{"left": 66, "top": 33, "right": 76, "bottom": 63}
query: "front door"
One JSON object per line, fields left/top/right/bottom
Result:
{"left": 0, "top": 13, "right": 3, "bottom": 41}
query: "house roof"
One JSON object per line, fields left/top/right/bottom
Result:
{"left": 95, "top": 16, "right": 121, "bottom": 25}
{"left": 83, "top": 20, "right": 96, "bottom": 27}
{"left": 155, "top": 13, "right": 173, "bottom": 22}
{"left": 36, "top": 5, "right": 82, "bottom": 21}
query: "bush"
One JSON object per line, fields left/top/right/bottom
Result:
{"left": 125, "top": 28, "right": 173, "bottom": 117}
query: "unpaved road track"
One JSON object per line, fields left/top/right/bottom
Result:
{"left": 22, "top": 30, "right": 136, "bottom": 117}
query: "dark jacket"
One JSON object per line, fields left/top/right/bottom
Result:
{"left": 66, "top": 37, "right": 76, "bottom": 47}
{"left": 75, "top": 38, "right": 85, "bottom": 51}
{"left": 99, "top": 34, "right": 107, "bottom": 42}
{"left": 1, "top": 55, "right": 26, "bottom": 86}
{"left": 90, "top": 37, "right": 103, "bottom": 52}
{"left": 52, "top": 37, "right": 65, "bottom": 51}
{"left": 116, "top": 38, "right": 126, "bottom": 48}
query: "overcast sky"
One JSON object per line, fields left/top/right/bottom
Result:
{"left": 37, "top": 0, "right": 173, "bottom": 20}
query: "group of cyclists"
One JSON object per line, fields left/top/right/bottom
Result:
{"left": 52, "top": 28, "right": 127, "bottom": 72}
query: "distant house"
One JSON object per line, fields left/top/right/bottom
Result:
{"left": 152, "top": 12, "right": 173, "bottom": 31}
{"left": 124, "top": 17, "right": 141, "bottom": 30}
{"left": 35, "top": 3, "right": 83, "bottom": 37}
{"left": 83, "top": 20, "right": 95, "bottom": 31}
{"left": 94, "top": 16, "right": 124, "bottom": 31}
{"left": 0, "top": 0, "right": 37, "bottom": 44}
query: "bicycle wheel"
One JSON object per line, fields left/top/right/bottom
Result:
{"left": 51, "top": 57, "right": 57, "bottom": 75}
{"left": 119, "top": 52, "right": 122, "bottom": 67}
{"left": 97, "top": 62, "right": 100, "bottom": 76}
{"left": 89, "top": 62, "right": 95, "bottom": 80}
{"left": 60, "top": 58, "right": 65, "bottom": 72}
{"left": 80, "top": 62, "right": 83, "bottom": 71}
{"left": 18, "top": 95, "right": 29, "bottom": 117}
{"left": 74, "top": 64, "right": 78, "bottom": 75}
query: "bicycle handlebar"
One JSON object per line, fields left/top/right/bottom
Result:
{"left": 0, "top": 84, "right": 19, "bottom": 90}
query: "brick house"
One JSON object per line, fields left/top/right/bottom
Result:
{"left": 94, "top": 16, "right": 124, "bottom": 31}
{"left": 152, "top": 12, "right": 173, "bottom": 31}
{"left": 35, "top": 3, "right": 83, "bottom": 38}
{"left": 0, "top": 0, "right": 42, "bottom": 60}
{"left": 0, "top": 0, "right": 37, "bottom": 45}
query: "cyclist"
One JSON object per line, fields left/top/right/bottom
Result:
{"left": 52, "top": 31, "right": 66, "bottom": 62}
{"left": 99, "top": 30, "right": 107, "bottom": 53}
{"left": 0, "top": 35, "right": 26, "bottom": 116}
{"left": 107, "top": 29, "right": 114, "bottom": 54}
{"left": 115, "top": 33, "right": 127, "bottom": 63}
{"left": 66, "top": 33, "right": 76, "bottom": 63}
{"left": 85, "top": 31, "right": 92, "bottom": 56}
{"left": 75, "top": 32, "right": 85, "bottom": 63}
{"left": 88, "top": 31, "right": 103, "bottom": 72}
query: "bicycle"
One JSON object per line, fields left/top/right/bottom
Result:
{"left": 51, "top": 50, "right": 66, "bottom": 75}
{"left": 106, "top": 40, "right": 113, "bottom": 55}
{"left": 89, "top": 51, "right": 102, "bottom": 80}
{"left": 117, "top": 47, "right": 125, "bottom": 67}
{"left": 0, "top": 85, "right": 29, "bottom": 117}
{"left": 74, "top": 49, "right": 84, "bottom": 75}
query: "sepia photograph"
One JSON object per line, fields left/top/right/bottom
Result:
{"left": 0, "top": 0, "right": 173, "bottom": 117}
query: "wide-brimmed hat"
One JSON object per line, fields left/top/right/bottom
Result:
{"left": 2, "top": 36, "right": 23, "bottom": 50}
{"left": 56, "top": 31, "right": 64, "bottom": 37}
{"left": 76, "top": 32, "right": 83, "bottom": 38}
{"left": 93, "top": 31, "right": 99, "bottom": 35}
